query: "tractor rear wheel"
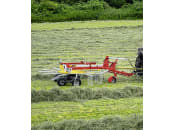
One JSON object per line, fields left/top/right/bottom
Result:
{"left": 108, "top": 76, "right": 117, "bottom": 83}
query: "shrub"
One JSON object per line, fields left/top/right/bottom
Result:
{"left": 105, "top": 0, "right": 127, "bottom": 8}
{"left": 74, "top": 0, "right": 109, "bottom": 10}
{"left": 31, "top": 0, "right": 143, "bottom": 22}
{"left": 40, "top": 0, "right": 58, "bottom": 11}
{"left": 53, "top": 3, "right": 74, "bottom": 14}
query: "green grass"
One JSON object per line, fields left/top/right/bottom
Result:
{"left": 31, "top": 22, "right": 143, "bottom": 89}
{"left": 31, "top": 21, "right": 143, "bottom": 86}
{"left": 32, "top": 97, "right": 142, "bottom": 126}
{"left": 31, "top": 20, "right": 143, "bottom": 127}
{"left": 32, "top": 115, "right": 143, "bottom": 130}
{"left": 32, "top": 80, "right": 57, "bottom": 90}
{"left": 32, "top": 20, "right": 143, "bottom": 31}
{"left": 32, "top": 75, "right": 143, "bottom": 90}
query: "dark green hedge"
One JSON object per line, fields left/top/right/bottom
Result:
{"left": 31, "top": 0, "right": 143, "bottom": 22}
{"left": 32, "top": 86, "right": 143, "bottom": 102}
{"left": 32, "top": 114, "right": 143, "bottom": 130}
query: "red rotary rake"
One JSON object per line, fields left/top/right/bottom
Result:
{"left": 59, "top": 56, "right": 134, "bottom": 83}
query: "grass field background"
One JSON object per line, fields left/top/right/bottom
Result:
{"left": 32, "top": 97, "right": 142, "bottom": 126}
{"left": 32, "top": 20, "right": 143, "bottom": 31}
{"left": 31, "top": 20, "right": 143, "bottom": 127}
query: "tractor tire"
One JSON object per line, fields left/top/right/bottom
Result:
{"left": 72, "top": 79, "right": 81, "bottom": 86}
{"left": 108, "top": 76, "right": 117, "bottom": 83}
{"left": 57, "top": 79, "right": 66, "bottom": 86}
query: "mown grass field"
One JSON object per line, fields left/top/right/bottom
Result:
{"left": 32, "top": 97, "right": 142, "bottom": 126}
{"left": 32, "top": 20, "right": 143, "bottom": 90}
{"left": 32, "top": 20, "right": 143, "bottom": 31}
{"left": 31, "top": 77, "right": 143, "bottom": 90}
{"left": 31, "top": 20, "right": 143, "bottom": 128}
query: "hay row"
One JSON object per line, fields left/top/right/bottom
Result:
{"left": 32, "top": 114, "right": 143, "bottom": 130}
{"left": 32, "top": 86, "right": 143, "bottom": 102}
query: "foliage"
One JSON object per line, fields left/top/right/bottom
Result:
{"left": 105, "top": 0, "right": 126, "bottom": 8}
{"left": 31, "top": 0, "right": 143, "bottom": 22}
{"left": 40, "top": 0, "right": 58, "bottom": 11}
{"left": 74, "top": 0, "right": 109, "bottom": 10}
{"left": 32, "top": 114, "right": 143, "bottom": 129}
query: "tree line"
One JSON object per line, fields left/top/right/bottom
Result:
{"left": 32, "top": 0, "right": 143, "bottom": 22}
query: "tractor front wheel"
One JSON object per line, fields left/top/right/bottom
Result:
{"left": 108, "top": 76, "right": 117, "bottom": 83}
